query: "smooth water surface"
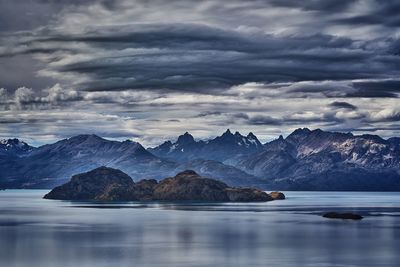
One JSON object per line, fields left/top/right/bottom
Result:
{"left": 1, "top": 190, "right": 400, "bottom": 267}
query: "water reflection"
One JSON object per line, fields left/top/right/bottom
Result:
{"left": 0, "top": 190, "right": 400, "bottom": 267}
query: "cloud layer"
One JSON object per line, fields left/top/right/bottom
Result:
{"left": 0, "top": 0, "right": 399, "bottom": 145}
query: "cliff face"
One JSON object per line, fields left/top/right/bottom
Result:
{"left": 44, "top": 167, "right": 282, "bottom": 202}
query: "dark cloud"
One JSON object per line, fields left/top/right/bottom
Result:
{"left": 246, "top": 115, "right": 282, "bottom": 126}
{"left": 334, "top": 0, "right": 400, "bottom": 27}
{"left": 1, "top": 20, "right": 398, "bottom": 95}
{"left": 329, "top": 101, "right": 358, "bottom": 110}
{"left": 0, "top": 55, "right": 56, "bottom": 92}
{"left": 0, "top": 1, "right": 399, "bottom": 97}
{"left": 349, "top": 80, "right": 400, "bottom": 98}
{"left": 0, "top": 118, "right": 26, "bottom": 124}
{"left": 331, "top": 124, "right": 400, "bottom": 134}
{"left": 233, "top": 113, "right": 249, "bottom": 118}
{"left": 268, "top": 0, "right": 357, "bottom": 12}
{"left": 24, "top": 25, "right": 399, "bottom": 93}
{"left": 388, "top": 39, "right": 400, "bottom": 56}
{"left": 195, "top": 111, "right": 223, "bottom": 118}
{"left": 229, "top": 112, "right": 346, "bottom": 126}
{"left": 0, "top": 0, "right": 114, "bottom": 32}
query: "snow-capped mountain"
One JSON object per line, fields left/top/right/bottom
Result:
{"left": 0, "top": 138, "right": 34, "bottom": 156}
{"left": 149, "top": 129, "right": 263, "bottom": 162}
{"left": 235, "top": 128, "right": 400, "bottom": 190}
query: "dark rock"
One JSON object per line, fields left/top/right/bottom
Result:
{"left": 322, "top": 212, "right": 363, "bottom": 220}
{"left": 269, "top": 191, "right": 285, "bottom": 200}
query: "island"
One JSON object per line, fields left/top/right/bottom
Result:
{"left": 44, "top": 167, "right": 285, "bottom": 202}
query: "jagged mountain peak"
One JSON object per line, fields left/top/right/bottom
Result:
{"left": 286, "top": 128, "right": 311, "bottom": 144}
{"left": 219, "top": 129, "right": 250, "bottom": 142}
{"left": 247, "top": 132, "right": 256, "bottom": 138}
{"left": 222, "top": 128, "right": 235, "bottom": 136}
{"left": 150, "top": 129, "right": 263, "bottom": 162}
{"left": 177, "top": 132, "right": 195, "bottom": 144}
{"left": 292, "top": 127, "right": 311, "bottom": 134}
{"left": 246, "top": 132, "right": 262, "bottom": 144}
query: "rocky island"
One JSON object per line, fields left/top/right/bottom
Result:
{"left": 44, "top": 167, "right": 284, "bottom": 202}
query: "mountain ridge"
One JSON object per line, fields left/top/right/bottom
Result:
{"left": 1, "top": 128, "right": 399, "bottom": 191}
{"left": 149, "top": 129, "right": 263, "bottom": 163}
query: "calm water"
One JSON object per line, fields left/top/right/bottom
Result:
{"left": 1, "top": 190, "right": 400, "bottom": 267}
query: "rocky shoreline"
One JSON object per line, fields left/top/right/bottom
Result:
{"left": 44, "top": 167, "right": 285, "bottom": 202}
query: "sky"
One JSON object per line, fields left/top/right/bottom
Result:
{"left": 0, "top": 0, "right": 399, "bottom": 146}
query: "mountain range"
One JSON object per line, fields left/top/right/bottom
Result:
{"left": 0, "top": 128, "right": 399, "bottom": 191}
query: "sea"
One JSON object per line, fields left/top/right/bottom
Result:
{"left": 1, "top": 190, "right": 399, "bottom": 267}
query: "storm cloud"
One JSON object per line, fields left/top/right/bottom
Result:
{"left": 0, "top": 0, "right": 399, "bottom": 145}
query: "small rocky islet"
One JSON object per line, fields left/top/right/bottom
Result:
{"left": 322, "top": 212, "right": 363, "bottom": 220}
{"left": 44, "top": 167, "right": 285, "bottom": 202}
